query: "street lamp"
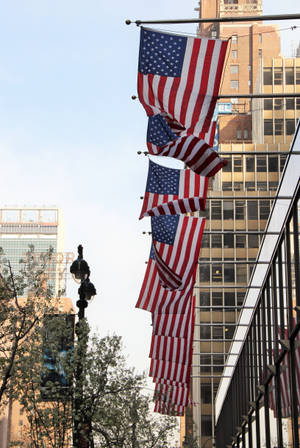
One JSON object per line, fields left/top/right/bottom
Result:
{"left": 70, "top": 245, "right": 96, "bottom": 448}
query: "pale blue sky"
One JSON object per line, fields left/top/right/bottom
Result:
{"left": 0, "top": 0, "right": 299, "bottom": 374}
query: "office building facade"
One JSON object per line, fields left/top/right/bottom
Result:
{"left": 187, "top": 1, "right": 298, "bottom": 447}
{"left": 0, "top": 206, "right": 74, "bottom": 447}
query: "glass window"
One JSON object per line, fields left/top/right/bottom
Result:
{"left": 296, "top": 68, "right": 300, "bottom": 84}
{"left": 223, "top": 201, "right": 234, "bottom": 220}
{"left": 275, "top": 119, "right": 283, "bottom": 135}
{"left": 236, "top": 235, "right": 246, "bottom": 248}
{"left": 224, "top": 292, "right": 235, "bottom": 307}
{"left": 245, "top": 182, "right": 255, "bottom": 191}
{"left": 274, "top": 67, "right": 283, "bottom": 85}
{"left": 201, "top": 415, "right": 212, "bottom": 436}
{"left": 213, "top": 326, "right": 223, "bottom": 339}
{"left": 212, "top": 292, "right": 222, "bottom": 307}
{"left": 201, "top": 234, "right": 210, "bottom": 248}
{"left": 269, "top": 182, "right": 278, "bottom": 191}
{"left": 212, "top": 264, "right": 222, "bottom": 282}
{"left": 211, "top": 201, "right": 221, "bottom": 219}
{"left": 286, "top": 98, "right": 295, "bottom": 110}
{"left": 237, "top": 129, "right": 242, "bottom": 139}
{"left": 268, "top": 155, "right": 278, "bottom": 172}
{"left": 248, "top": 234, "right": 258, "bottom": 248}
{"left": 213, "top": 354, "right": 224, "bottom": 372}
{"left": 201, "top": 384, "right": 211, "bottom": 404}
{"left": 260, "top": 200, "right": 271, "bottom": 220}
{"left": 234, "top": 156, "right": 242, "bottom": 172}
{"left": 40, "top": 210, "right": 57, "bottom": 223}
{"left": 231, "top": 34, "right": 238, "bottom": 43}
{"left": 200, "top": 326, "right": 211, "bottom": 340}
{"left": 234, "top": 182, "right": 242, "bottom": 191}
{"left": 222, "top": 182, "right": 232, "bottom": 191}
{"left": 258, "top": 33, "right": 262, "bottom": 44}
{"left": 224, "top": 233, "right": 234, "bottom": 248}
{"left": 232, "top": 50, "right": 238, "bottom": 59}
{"left": 274, "top": 98, "right": 283, "bottom": 110}
{"left": 1, "top": 210, "right": 19, "bottom": 223}
{"left": 212, "top": 234, "right": 222, "bottom": 248}
{"left": 247, "top": 201, "right": 258, "bottom": 219}
{"left": 200, "top": 259, "right": 210, "bottom": 282}
{"left": 285, "top": 67, "right": 294, "bottom": 84}
{"left": 21, "top": 210, "right": 38, "bottom": 223}
{"left": 200, "top": 355, "right": 211, "bottom": 372}
{"left": 225, "top": 326, "right": 235, "bottom": 340}
{"left": 231, "top": 80, "right": 239, "bottom": 89}
{"left": 296, "top": 98, "right": 300, "bottom": 110}
{"left": 246, "top": 156, "right": 254, "bottom": 172}
{"left": 237, "top": 292, "right": 245, "bottom": 306}
{"left": 224, "top": 264, "right": 235, "bottom": 282}
{"left": 264, "top": 119, "right": 273, "bottom": 135}
{"left": 236, "top": 265, "right": 247, "bottom": 283}
{"left": 244, "top": 129, "right": 249, "bottom": 139}
{"left": 222, "top": 157, "right": 232, "bottom": 172}
{"left": 286, "top": 119, "right": 295, "bottom": 135}
{"left": 257, "top": 182, "right": 267, "bottom": 191}
{"left": 235, "top": 201, "right": 244, "bottom": 220}
{"left": 256, "top": 156, "right": 266, "bottom": 172}
{"left": 200, "top": 292, "right": 210, "bottom": 311}
{"left": 230, "top": 64, "right": 239, "bottom": 74}
{"left": 263, "top": 68, "right": 272, "bottom": 85}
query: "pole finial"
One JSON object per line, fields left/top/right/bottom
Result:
{"left": 78, "top": 245, "right": 83, "bottom": 259}
{"left": 125, "top": 19, "right": 131, "bottom": 25}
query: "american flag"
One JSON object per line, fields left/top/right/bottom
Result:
{"left": 151, "top": 215, "right": 205, "bottom": 290}
{"left": 146, "top": 114, "right": 227, "bottom": 176}
{"left": 153, "top": 401, "right": 185, "bottom": 416}
{"left": 139, "top": 159, "right": 208, "bottom": 219}
{"left": 135, "top": 246, "right": 195, "bottom": 314}
{"left": 152, "top": 307, "right": 193, "bottom": 338}
{"left": 137, "top": 27, "right": 228, "bottom": 137}
{"left": 154, "top": 382, "right": 190, "bottom": 407}
{"left": 149, "top": 358, "right": 191, "bottom": 383}
{"left": 150, "top": 335, "right": 190, "bottom": 364}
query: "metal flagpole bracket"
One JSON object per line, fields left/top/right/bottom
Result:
{"left": 279, "top": 339, "right": 290, "bottom": 351}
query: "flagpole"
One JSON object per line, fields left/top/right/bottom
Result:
{"left": 125, "top": 13, "right": 300, "bottom": 26}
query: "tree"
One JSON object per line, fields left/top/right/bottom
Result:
{"left": 80, "top": 333, "right": 177, "bottom": 448}
{"left": 14, "top": 322, "right": 177, "bottom": 447}
{"left": 0, "top": 246, "right": 56, "bottom": 409}
{"left": 0, "top": 247, "right": 177, "bottom": 447}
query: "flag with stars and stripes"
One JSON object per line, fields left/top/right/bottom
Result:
{"left": 151, "top": 215, "right": 205, "bottom": 291}
{"left": 138, "top": 27, "right": 228, "bottom": 137}
{"left": 154, "top": 400, "right": 185, "bottom": 416}
{"left": 149, "top": 358, "right": 191, "bottom": 383}
{"left": 154, "top": 382, "right": 190, "bottom": 407}
{"left": 151, "top": 306, "right": 193, "bottom": 338}
{"left": 146, "top": 114, "right": 227, "bottom": 176}
{"left": 135, "top": 246, "right": 195, "bottom": 314}
{"left": 150, "top": 335, "right": 190, "bottom": 365}
{"left": 139, "top": 159, "right": 208, "bottom": 219}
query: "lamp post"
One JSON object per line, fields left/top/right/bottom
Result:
{"left": 70, "top": 245, "right": 96, "bottom": 448}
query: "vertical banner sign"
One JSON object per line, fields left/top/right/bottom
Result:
{"left": 41, "top": 314, "right": 75, "bottom": 400}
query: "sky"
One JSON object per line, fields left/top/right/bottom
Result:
{"left": 0, "top": 0, "right": 300, "bottom": 380}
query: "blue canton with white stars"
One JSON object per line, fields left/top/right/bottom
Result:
{"left": 139, "top": 28, "right": 187, "bottom": 77}
{"left": 151, "top": 215, "right": 179, "bottom": 245}
{"left": 147, "top": 115, "right": 178, "bottom": 147}
{"left": 150, "top": 245, "right": 155, "bottom": 260}
{"left": 146, "top": 160, "right": 180, "bottom": 195}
